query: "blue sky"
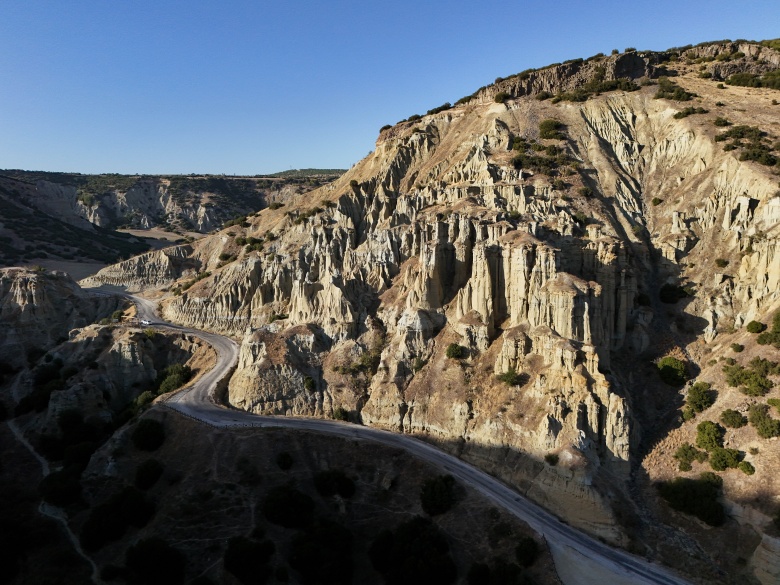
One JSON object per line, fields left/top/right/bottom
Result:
{"left": 1, "top": 1, "right": 777, "bottom": 175}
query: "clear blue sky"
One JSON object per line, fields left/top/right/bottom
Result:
{"left": 1, "top": 1, "right": 777, "bottom": 175}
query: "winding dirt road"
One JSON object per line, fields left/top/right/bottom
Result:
{"left": 125, "top": 292, "right": 691, "bottom": 585}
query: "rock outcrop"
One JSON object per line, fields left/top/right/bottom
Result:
{"left": 0, "top": 268, "right": 119, "bottom": 368}
{"left": 81, "top": 41, "right": 780, "bottom": 563}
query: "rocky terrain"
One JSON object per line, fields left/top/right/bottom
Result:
{"left": 81, "top": 39, "right": 780, "bottom": 582}
{"left": 0, "top": 170, "right": 342, "bottom": 269}
{"left": 3, "top": 38, "right": 780, "bottom": 584}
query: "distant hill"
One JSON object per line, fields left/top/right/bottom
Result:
{"left": 265, "top": 168, "right": 347, "bottom": 178}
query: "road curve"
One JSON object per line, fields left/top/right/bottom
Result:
{"left": 120, "top": 291, "right": 690, "bottom": 585}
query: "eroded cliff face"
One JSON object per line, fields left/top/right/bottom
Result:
{"left": 84, "top": 43, "right": 780, "bottom": 553}
{"left": 0, "top": 268, "right": 119, "bottom": 368}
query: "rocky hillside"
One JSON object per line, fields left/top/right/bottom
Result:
{"left": 0, "top": 170, "right": 344, "bottom": 234}
{"left": 79, "top": 39, "right": 780, "bottom": 582}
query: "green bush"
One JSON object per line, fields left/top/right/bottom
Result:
{"left": 654, "top": 77, "right": 696, "bottom": 101}
{"left": 126, "top": 538, "right": 185, "bottom": 585}
{"left": 673, "top": 106, "right": 708, "bottom": 119}
{"left": 314, "top": 469, "right": 356, "bottom": 498}
{"left": 720, "top": 409, "right": 747, "bottom": 428}
{"left": 738, "top": 461, "right": 755, "bottom": 475}
{"left": 659, "top": 283, "right": 690, "bottom": 303}
{"left": 81, "top": 487, "right": 155, "bottom": 551}
{"left": 768, "top": 398, "right": 780, "bottom": 413}
{"left": 651, "top": 197, "right": 663, "bottom": 206}
{"left": 714, "top": 117, "right": 731, "bottom": 127}
{"left": 730, "top": 343, "right": 744, "bottom": 353}
{"left": 746, "top": 320, "right": 766, "bottom": 333}
{"left": 578, "top": 186, "right": 593, "bottom": 198}
{"left": 494, "top": 92, "right": 511, "bottom": 103}
{"left": 674, "top": 443, "right": 707, "bottom": 471}
{"left": 369, "top": 517, "right": 457, "bottom": 585}
{"left": 687, "top": 382, "right": 714, "bottom": 412}
{"left": 496, "top": 368, "right": 524, "bottom": 386}
{"left": 695, "top": 420, "right": 724, "bottom": 451}
{"left": 657, "top": 356, "right": 687, "bottom": 386}
{"left": 262, "top": 486, "right": 314, "bottom": 528}
{"left": 723, "top": 357, "right": 778, "bottom": 396}
{"left": 224, "top": 536, "right": 275, "bottom": 585}
{"left": 445, "top": 343, "right": 465, "bottom": 359}
{"left": 539, "top": 119, "right": 565, "bottom": 139}
{"left": 131, "top": 419, "right": 165, "bottom": 451}
{"left": 135, "top": 459, "right": 164, "bottom": 491}
{"left": 515, "top": 536, "right": 540, "bottom": 567}
{"left": 715, "top": 258, "right": 729, "bottom": 268}
{"left": 420, "top": 474, "right": 456, "bottom": 516}
{"left": 38, "top": 469, "right": 82, "bottom": 506}
{"left": 748, "top": 404, "right": 780, "bottom": 438}
{"left": 276, "top": 451, "right": 294, "bottom": 470}
{"left": 657, "top": 473, "right": 725, "bottom": 526}
{"left": 709, "top": 447, "right": 740, "bottom": 471}
{"left": 289, "top": 520, "right": 353, "bottom": 585}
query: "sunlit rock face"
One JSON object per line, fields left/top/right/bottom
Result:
{"left": 85, "top": 42, "right": 780, "bottom": 545}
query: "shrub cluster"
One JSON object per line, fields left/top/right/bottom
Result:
{"left": 659, "top": 283, "right": 691, "bottom": 304}
{"left": 673, "top": 442, "right": 707, "bottom": 471}
{"left": 289, "top": 520, "right": 353, "bottom": 585}
{"left": 420, "top": 474, "right": 456, "bottom": 516}
{"left": 658, "top": 472, "right": 725, "bottom": 526}
{"left": 726, "top": 70, "right": 780, "bottom": 90}
{"left": 126, "top": 538, "right": 185, "bottom": 585}
{"left": 313, "top": 469, "right": 356, "bottom": 499}
{"left": 715, "top": 125, "right": 779, "bottom": 167}
{"left": 81, "top": 487, "right": 155, "bottom": 551}
{"left": 720, "top": 409, "right": 747, "bottom": 428}
{"left": 369, "top": 517, "right": 457, "bottom": 585}
{"left": 539, "top": 119, "right": 566, "bottom": 140}
{"left": 748, "top": 404, "right": 780, "bottom": 438}
{"left": 687, "top": 381, "right": 714, "bottom": 413}
{"left": 722, "top": 357, "right": 779, "bottom": 396}
{"left": 496, "top": 368, "right": 526, "bottom": 386}
{"left": 673, "top": 106, "right": 708, "bottom": 119}
{"left": 695, "top": 420, "right": 724, "bottom": 451}
{"left": 131, "top": 419, "right": 166, "bottom": 451}
{"left": 655, "top": 77, "right": 697, "bottom": 101}
{"left": 445, "top": 343, "right": 465, "bottom": 359}
{"left": 746, "top": 320, "right": 767, "bottom": 333}
{"left": 757, "top": 313, "right": 780, "bottom": 346}
{"left": 224, "top": 535, "right": 275, "bottom": 585}
{"left": 657, "top": 356, "right": 687, "bottom": 386}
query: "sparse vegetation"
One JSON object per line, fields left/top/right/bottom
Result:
{"left": 715, "top": 258, "right": 729, "bottom": 268}
{"left": 651, "top": 197, "right": 663, "bottom": 206}
{"left": 494, "top": 92, "right": 511, "bottom": 103}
